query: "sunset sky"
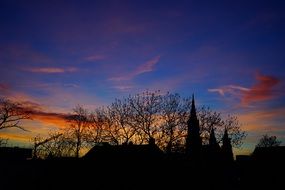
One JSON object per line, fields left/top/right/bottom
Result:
{"left": 0, "top": 0, "right": 285, "bottom": 155}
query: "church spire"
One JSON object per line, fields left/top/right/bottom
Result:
{"left": 222, "top": 127, "right": 230, "bottom": 146}
{"left": 191, "top": 94, "right": 197, "bottom": 119}
{"left": 186, "top": 94, "right": 202, "bottom": 157}
{"left": 222, "top": 127, "right": 233, "bottom": 162}
{"left": 209, "top": 127, "right": 218, "bottom": 147}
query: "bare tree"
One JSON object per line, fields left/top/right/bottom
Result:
{"left": 158, "top": 92, "right": 190, "bottom": 153}
{"left": 86, "top": 108, "right": 108, "bottom": 146}
{"left": 97, "top": 106, "right": 121, "bottom": 145}
{"left": 0, "top": 98, "right": 30, "bottom": 131}
{"left": 109, "top": 98, "right": 137, "bottom": 144}
{"left": 129, "top": 90, "right": 162, "bottom": 144}
{"left": 66, "top": 105, "right": 89, "bottom": 158}
{"left": 198, "top": 106, "right": 246, "bottom": 148}
{"left": 256, "top": 134, "right": 282, "bottom": 148}
{"left": 32, "top": 132, "right": 75, "bottom": 159}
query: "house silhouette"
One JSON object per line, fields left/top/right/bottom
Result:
{"left": 0, "top": 147, "right": 32, "bottom": 161}
{"left": 83, "top": 138, "right": 163, "bottom": 162}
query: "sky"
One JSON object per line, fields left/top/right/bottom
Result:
{"left": 0, "top": 0, "right": 285, "bottom": 155}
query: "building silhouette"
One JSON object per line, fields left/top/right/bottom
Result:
{"left": 221, "top": 127, "right": 234, "bottom": 162}
{"left": 83, "top": 138, "right": 163, "bottom": 162}
{"left": 0, "top": 147, "right": 32, "bottom": 161}
{"left": 186, "top": 94, "right": 202, "bottom": 158}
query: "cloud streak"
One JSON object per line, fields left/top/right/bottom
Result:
{"left": 15, "top": 101, "right": 70, "bottom": 128}
{"left": 208, "top": 85, "right": 250, "bottom": 96}
{"left": 84, "top": 54, "right": 106, "bottom": 61}
{"left": 28, "top": 110, "right": 69, "bottom": 129}
{"left": 25, "top": 67, "right": 78, "bottom": 74}
{"left": 135, "top": 55, "right": 161, "bottom": 75}
{"left": 109, "top": 55, "right": 161, "bottom": 81}
{"left": 241, "top": 74, "right": 280, "bottom": 106}
{"left": 208, "top": 73, "right": 281, "bottom": 106}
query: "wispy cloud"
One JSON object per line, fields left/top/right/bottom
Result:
{"left": 208, "top": 85, "right": 250, "bottom": 96}
{"left": 84, "top": 54, "right": 106, "bottom": 61}
{"left": 241, "top": 74, "right": 280, "bottom": 106}
{"left": 13, "top": 100, "right": 69, "bottom": 128}
{"left": 109, "top": 55, "right": 161, "bottom": 81}
{"left": 28, "top": 110, "right": 69, "bottom": 129}
{"left": 135, "top": 55, "right": 161, "bottom": 75}
{"left": 208, "top": 73, "right": 281, "bottom": 106}
{"left": 112, "top": 85, "right": 135, "bottom": 92}
{"left": 25, "top": 67, "right": 78, "bottom": 74}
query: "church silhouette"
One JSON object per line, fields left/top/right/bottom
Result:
{"left": 84, "top": 95, "right": 234, "bottom": 164}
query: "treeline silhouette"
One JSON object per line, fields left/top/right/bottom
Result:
{"left": 32, "top": 91, "right": 245, "bottom": 159}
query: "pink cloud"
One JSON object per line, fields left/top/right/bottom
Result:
{"left": 109, "top": 55, "right": 161, "bottom": 81}
{"left": 209, "top": 73, "right": 281, "bottom": 106}
{"left": 134, "top": 55, "right": 161, "bottom": 75}
{"left": 241, "top": 74, "right": 280, "bottom": 106}
{"left": 25, "top": 67, "right": 78, "bottom": 73}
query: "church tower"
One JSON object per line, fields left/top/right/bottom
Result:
{"left": 221, "top": 127, "right": 234, "bottom": 162}
{"left": 209, "top": 127, "right": 221, "bottom": 161}
{"left": 209, "top": 127, "right": 220, "bottom": 149}
{"left": 186, "top": 94, "right": 202, "bottom": 157}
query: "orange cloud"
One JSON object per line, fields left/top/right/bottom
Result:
{"left": 0, "top": 133, "right": 32, "bottom": 144}
{"left": 2, "top": 98, "right": 69, "bottom": 129}
{"left": 28, "top": 111, "right": 68, "bottom": 129}
{"left": 0, "top": 102, "right": 69, "bottom": 146}
{"left": 241, "top": 74, "right": 280, "bottom": 106}
{"left": 25, "top": 67, "right": 78, "bottom": 73}
{"left": 238, "top": 107, "right": 285, "bottom": 131}
{"left": 109, "top": 55, "right": 161, "bottom": 82}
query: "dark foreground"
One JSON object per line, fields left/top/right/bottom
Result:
{"left": 1, "top": 158, "right": 283, "bottom": 190}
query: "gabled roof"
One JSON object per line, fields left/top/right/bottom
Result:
{"left": 83, "top": 142, "right": 163, "bottom": 160}
{"left": 0, "top": 147, "right": 33, "bottom": 160}
{"left": 252, "top": 146, "right": 285, "bottom": 159}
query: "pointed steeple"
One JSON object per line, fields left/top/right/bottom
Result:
{"left": 222, "top": 127, "right": 233, "bottom": 162}
{"left": 186, "top": 94, "right": 202, "bottom": 157}
{"left": 209, "top": 127, "right": 218, "bottom": 147}
{"left": 191, "top": 94, "right": 197, "bottom": 119}
{"left": 222, "top": 127, "right": 230, "bottom": 146}
{"left": 208, "top": 127, "right": 221, "bottom": 162}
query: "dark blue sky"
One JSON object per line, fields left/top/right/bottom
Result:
{"left": 0, "top": 0, "right": 285, "bottom": 153}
